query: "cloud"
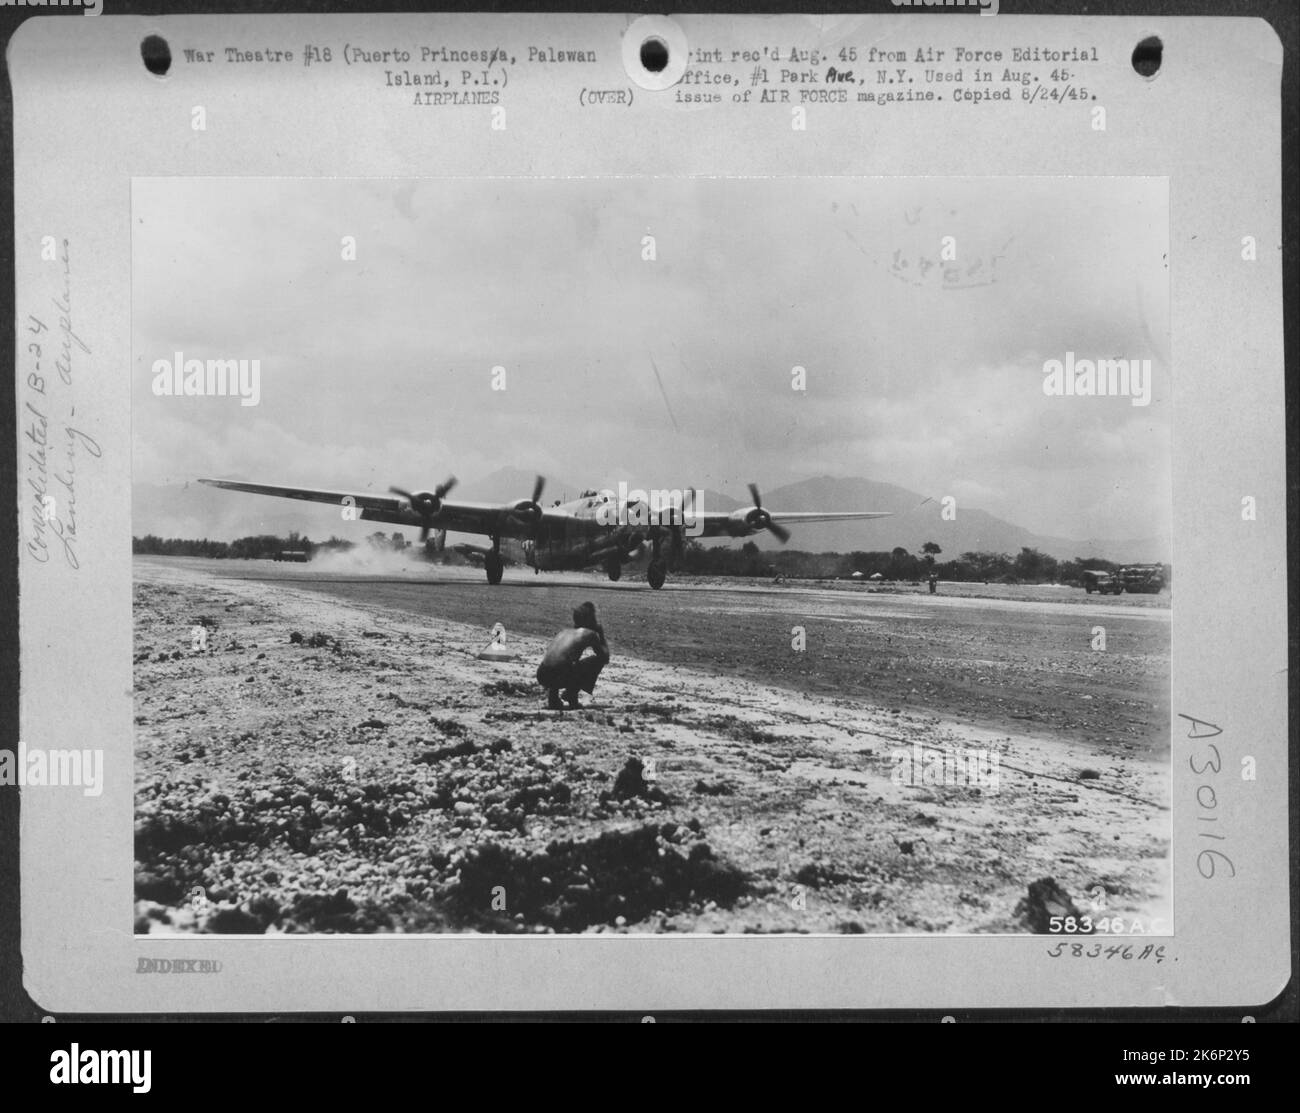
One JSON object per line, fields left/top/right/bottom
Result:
{"left": 133, "top": 176, "right": 1169, "bottom": 542}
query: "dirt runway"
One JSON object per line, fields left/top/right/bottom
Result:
{"left": 133, "top": 555, "right": 1171, "bottom": 936}
{"left": 210, "top": 555, "right": 1171, "bottom": 757}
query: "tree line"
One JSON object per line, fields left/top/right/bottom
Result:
{"left": 132, "top": 532, "right": 358, "bottom": 560}
{"left": 676, "top": 540, "right": 1168, "bottom": 587}
{"left": 134, "top": 532, "right": 1166, "bottom": 587}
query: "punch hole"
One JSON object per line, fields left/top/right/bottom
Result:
{"left": 141, "top": 34, "right": 171, "bottom": 77}
{"left": 640, "top": 36, "right": 669, "bottom": 74}
{"left": 1131, "top": 36, "right": 1162, "bottom": 78}
{"left": 622, "top": 16, "right": 687, "bottom": 91}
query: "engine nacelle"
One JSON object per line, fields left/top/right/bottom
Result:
{"left": 407, "top": 490, "right": 442, "bottom": 516}
{"left": 727, "top": 507, "right": 769, "bottom": 536}
{"left": 510, "top": 499, "right": 543, "bottom": 525}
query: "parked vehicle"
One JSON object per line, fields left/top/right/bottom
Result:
{"left": 1082, "top": 569, "right": 1122, "bottom": 594}
{"left": 1118, "top": 563, "right": 1166, "bottom": 593}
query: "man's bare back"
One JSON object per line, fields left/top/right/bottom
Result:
{"left": 537, "top": 602, "right": 609, "bottom": 710}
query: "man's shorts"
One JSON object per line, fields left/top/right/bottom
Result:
{"left": 537, "top": 656, "right": 604, "bottom": 694}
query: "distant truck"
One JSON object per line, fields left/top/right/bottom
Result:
{"left": 273, "top": 550, "right": 310, "bottom": 563}
{"left": 1082, "top": 569, "right": 1122, "bottom": 594}
{"left": 1117, "top": 563, "right": 1166, "bottom": 593}
{"left": 1082, "top": 565, "right": 1166, "bottom": 594}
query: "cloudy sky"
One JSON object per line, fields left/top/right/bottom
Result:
{"left": 133, "top": 175, "right": 1169, "bottom": 541}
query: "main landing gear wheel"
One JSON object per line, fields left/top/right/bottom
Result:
{"left": 485, "top": 553, "right": 504, "bottom": 585}
{"left": 647, "top": 561, "right": 667, "bottom": 590}
{"left": 605, "top": 557, "right": 622, "bottom": 582}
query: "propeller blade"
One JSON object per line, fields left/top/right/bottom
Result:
{"left": 420, "top": 526, "right": 430, "bottom": 543}
{"left": 507, "top": 475, "right": 547, "bottom": 525}
{"left": 391, "top": 484, "right": 445, "bottom": 522}
{"left": 436, "top": 476, "right": 457, "bottom": 499}
{"left": 746, "top": 482, "right": 789, "bottom": 542}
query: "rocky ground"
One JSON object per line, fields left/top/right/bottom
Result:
{"left": 134, "top": 558, "right": 1170, "bottom": 936}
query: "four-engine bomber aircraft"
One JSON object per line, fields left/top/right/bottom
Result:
{"left": 198, "top": 475, "right": 890, "bottom": 589}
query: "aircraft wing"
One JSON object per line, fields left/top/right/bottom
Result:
{"left": 198, "top": 478, "right": 566, "bottom": 539}
{"left": 691, "top": 509, "right": 892, "bottom": 540}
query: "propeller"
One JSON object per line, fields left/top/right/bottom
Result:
{"left": 510, "top": 475, "right": 547, "bottom": 526}
{"left": 746, "top": 482, "right": 791, "bottom": 543}
{"left": 390, "top": 476, "right": 457, "bottom": 541}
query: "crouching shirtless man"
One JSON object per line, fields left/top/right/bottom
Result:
{"left": 537, "top": 601, "right": 609, "bottom": 711}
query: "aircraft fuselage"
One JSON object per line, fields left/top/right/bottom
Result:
{"left": 523, "top": 491, "right": 654, "bottom": 574}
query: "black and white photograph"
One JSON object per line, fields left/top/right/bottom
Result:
{"left": 130, "top": 174, "right": 1172, "bottom": 937}
{"left": 5, "top": 0, "right": 1293, "bottom": 1038}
